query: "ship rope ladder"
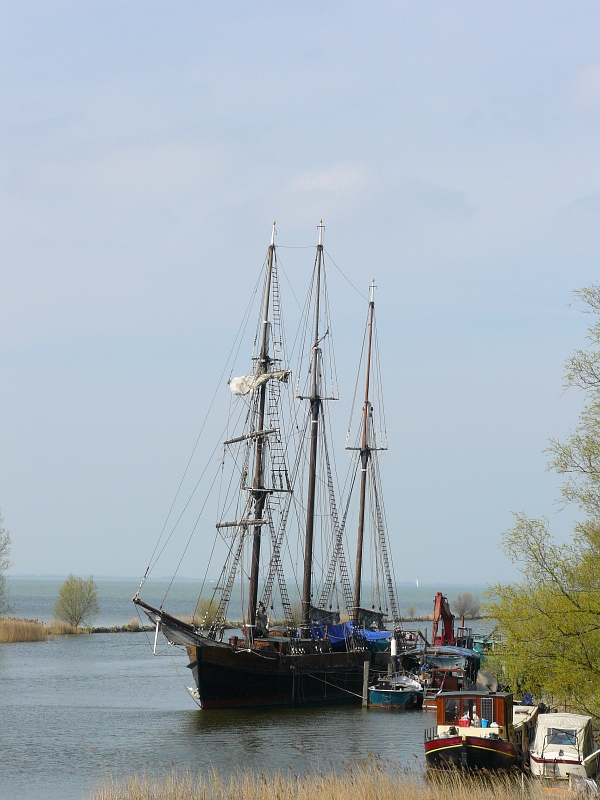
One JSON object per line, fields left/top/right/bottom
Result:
{"left": 259, "top": 416, "right": 308, "bottom": 622}
{"left": 208, "top": 528, "right": 246, "bottom": 639}
{"left": 318, "top": 421, "right": 354, "bottom": 614}
{"left": 371, "top": 463, "right": 399, "bottom": 623}
{"left": 258, "top": 256, "right": 293, "bottom": 624}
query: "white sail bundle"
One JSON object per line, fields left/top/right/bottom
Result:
{"left": 229, "top": 370, "right": 290, "bottom": 396}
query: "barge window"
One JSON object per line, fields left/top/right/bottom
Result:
{"left": 480, "top": 697, "right": 494, "bottom": 723}
{"left": 547, "top": 728, "right": 576, "bottom": 746}
{"left": 445, "top": 699, "right": 459, "bottom": 722}
{"left": 461, "top": 698, "right": 475, "bottom": 718}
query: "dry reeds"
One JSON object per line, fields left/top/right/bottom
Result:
{"left": 47, "top": 619, "right": 80, "bottom": 635}
{"left": 91, "top": 764, "right": 572, "bottom": 800}
{"left": 0, "top": 616, "right": 47, "bottom": 642}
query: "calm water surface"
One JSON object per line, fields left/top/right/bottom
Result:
{"left": 1, "top": 631, "right": 432, "bottom": 800}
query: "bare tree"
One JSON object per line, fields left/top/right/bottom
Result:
{"left": 54, "top": 575, "right": 99, "bottom": 628}
{"left": 0, "top": 509, "right": 12, "bottom": 615}
{"left": 452, "top": 592, "right": 480, "bottom": 620}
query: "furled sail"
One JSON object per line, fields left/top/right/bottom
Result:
{"left": 229, "top": 370, "right": 290, "bottom": 396}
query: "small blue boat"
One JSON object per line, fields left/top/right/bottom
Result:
{"left": 369, "top": 675, "right": 424, "bottom": 709}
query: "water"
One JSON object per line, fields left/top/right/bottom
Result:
{"left": 1, "top": 580, "right": 490, "bottom": 799}
{"left": 7, "top": 577, "right": 490, "bottom": 629}
{"left": 0, "top": 632, "right": 431, "bottom": 800}
{"left": 6, "top": 577, "right": 202, "bottom": 627}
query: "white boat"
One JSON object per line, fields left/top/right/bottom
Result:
{"left": 530, "top": 713, "right": 600, "bottom": 780}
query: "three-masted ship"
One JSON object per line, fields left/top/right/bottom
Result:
{"left": 134, "top": 222, "right": 400, "bottom": 709}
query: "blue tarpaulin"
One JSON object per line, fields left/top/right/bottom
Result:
{"left": 309, "top": 621, "right": 391, "bottom": 651}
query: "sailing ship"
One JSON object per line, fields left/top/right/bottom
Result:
{"left": 133, "top": 222, "right": 401, "bottom": 709}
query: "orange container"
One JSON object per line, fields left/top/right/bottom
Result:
{"left": 458, "top": 719, "right": 471, "bottom": 727}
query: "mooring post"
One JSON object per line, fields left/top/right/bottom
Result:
{"left": 362, "top": 658, "right": 370, "bottom": 707}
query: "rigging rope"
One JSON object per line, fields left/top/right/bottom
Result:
{"left": 142, "top": 264, "right": 264, "bottom": 582}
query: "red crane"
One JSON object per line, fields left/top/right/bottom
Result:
{"left": 431, "top": 592, "right": 456, "bottom": 646}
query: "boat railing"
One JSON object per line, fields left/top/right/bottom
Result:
{"left": 541, "top": 730, "right": 582, "bottom": 762}
{"left": 424, "top": 726, "right": 437, "bottom": 743}
{"left": 582, "top": 748, "right": 600, "bottom": 767}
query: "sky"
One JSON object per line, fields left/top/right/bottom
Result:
{"left": 1, "top": 1, "right": 599, "bottom": 585}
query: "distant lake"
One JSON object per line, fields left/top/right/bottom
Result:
{"left": 6, "top": 577, "right": 491, "bottom": 631}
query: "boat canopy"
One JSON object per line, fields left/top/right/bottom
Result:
{"left": 310, "top": 621, "right": 390, "bottom": 650}
{"left": 403, "top": 645, "right": 481, "bottom": 664}
{"left": 532, "top": 713, "right": 594, "bottom": 753}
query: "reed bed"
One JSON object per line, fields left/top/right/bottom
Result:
{"left": 0, "top": 616, "right": 47, "bottom": 642}
{"left": 91, "top": 765, "right": 573, "bottom": 800}
{"left": 0, "top": 616, "right": 94, "bottom": 641}
{"left": 47, "top": 619, "right": 81, "bottom": 635}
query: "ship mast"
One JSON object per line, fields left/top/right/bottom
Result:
{"left": 352, "top": 280, "right": 376, "bottom": 621}
{"left": 301, "top": 221, "right": 324, "bottom": 635}
{"left": 247, "top": 222, "right": 276, "bottom": 635}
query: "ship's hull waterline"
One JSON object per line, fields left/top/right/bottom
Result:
{"left": 138, "top": 604, "right": 368, "bottom": 710}
{"left": 425, "top": 735, "right": 518, "bottom": 772}
{"left": 187, "top": 639, "right": 368, "bottom": 709}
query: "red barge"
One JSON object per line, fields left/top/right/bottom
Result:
{"left": 424, "top": 690, "right": 538, "bottom": 772}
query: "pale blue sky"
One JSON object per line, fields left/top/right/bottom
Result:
{"left": 1, "top": 1, "right": 598, "bottom": 582}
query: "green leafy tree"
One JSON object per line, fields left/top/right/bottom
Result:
{"left": 485, "top": 286, "right": 600, "bottom": 720}
{"left": 0, "top": 509, "right": 12, "bottom": 615}
{"left": 54, "top": 574, "right": 100, "bottom": 628}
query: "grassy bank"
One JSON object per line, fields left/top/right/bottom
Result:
{"left": 0, "top": 616, "right": 148, "bottom": 642}
{"left": 91, "top": 767, "right": 575, "bottom": 800}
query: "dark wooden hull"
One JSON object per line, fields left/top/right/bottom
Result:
{"left": 425, "top": 735, "right": 518, "bottom": 772}
{"left": 187, "top": 639, "right": 367, "bottom": 710}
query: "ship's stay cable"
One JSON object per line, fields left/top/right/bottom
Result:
{"left": 149, "top": 414, "right": 235, "bottom": 582}
{"left": 193, "top": 413, "right": 242, "bottom": 619}
{"left": 324, "top": 247, "right": 368, "bottom": 302}
{"left": 139, "top": 263, "right": 264, "bottom": 586}
{"left": 153, "top": 362, "right": 255, "bottom": 604}
{"left": 161, "top": 464, "right": 222, "bottom": 607}
{"left": 277, "top": 258, "right": 303, "bottom": 314}
{"left": 280, "top": 241, "right": 369, "bottom": 301}
{"left": 150, "top": 378, "right": 247, "bottom": 585}
{"left": 345, "top": 314, "right": 368, "bottom": 447}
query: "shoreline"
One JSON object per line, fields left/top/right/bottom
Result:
{"left": 0, "top": 614, "right": 487, "bottom": 643}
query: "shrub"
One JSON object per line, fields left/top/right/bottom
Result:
{"left": 194, "top": 598, "right": 218, "bottom": 628}
{"left": 54, "top": 574, "right": 100, "bottom": 628}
